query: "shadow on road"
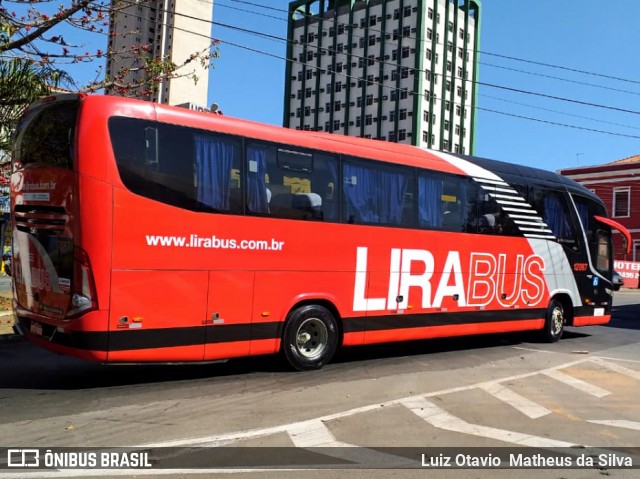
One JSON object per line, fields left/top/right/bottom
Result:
{"left": 0, "top": 329, "right": 593, "bottom": 391}
{"left": 607, "top": 304, "right": 640, "bottom": 330}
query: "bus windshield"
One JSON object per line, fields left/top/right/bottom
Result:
{"left": 13, "top": 98, "right": 78, "bottom": 170}
{"left": 11, "top": 98, "right": 81, "bottom": 320}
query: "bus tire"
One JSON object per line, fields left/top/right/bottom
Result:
{"left": 282, "top": 305, "right": 339, "bottom": 371}
{"left": 542, "top": 298, "right": 565, "bottom": 343}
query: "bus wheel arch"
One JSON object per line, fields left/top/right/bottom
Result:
{"left": 541, "top": 294, "right": 573, "bottom": 342}
{"left": 281, "top": 300, "right": 342, "bottom": 371}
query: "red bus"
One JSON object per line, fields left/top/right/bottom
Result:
{"left": 10, "top": 94, "right": 631, "bottom": 370}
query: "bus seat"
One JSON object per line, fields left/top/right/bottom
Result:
{"left": 293, "top": 193, "right": 323, "bottom": 220}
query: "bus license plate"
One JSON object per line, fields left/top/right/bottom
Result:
{"left": 30, "top": 321, "right": 43, "bottom": 336}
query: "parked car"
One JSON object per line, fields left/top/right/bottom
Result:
{"left": 612, "top": 271, "right": 624, "bottom": 291}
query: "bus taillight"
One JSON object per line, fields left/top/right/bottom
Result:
{"left": 67, "top": 246, "right": 98, "bottom": 318}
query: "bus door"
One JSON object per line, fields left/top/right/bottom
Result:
{"left": 204, "top": 271, "right": 254, "bottom": 360}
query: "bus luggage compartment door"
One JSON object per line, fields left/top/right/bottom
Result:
{"left": 204, "top": 271, "right": 254, "bottom": 361}
{"left": 107, "top": 270, "right": 209, "bottom": 362}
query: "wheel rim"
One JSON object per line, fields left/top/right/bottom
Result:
{"left": 551, "top": 306, "right": 564, "bottom": 336}
{"left": 295, "top": 317, "right": 328, "bottom": 359}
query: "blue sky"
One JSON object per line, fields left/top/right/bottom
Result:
{"left": 209, "top": 0, "right": 640, "bottom": 172}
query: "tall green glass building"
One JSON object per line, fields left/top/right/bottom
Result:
{"left": 284, "top": 0, "right": 481, "bottom": 154}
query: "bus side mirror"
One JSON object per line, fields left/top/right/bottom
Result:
{"left": 144, "top": 127, "right": 158, "bottom": 168}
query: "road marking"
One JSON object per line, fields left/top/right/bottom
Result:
{"left": 401, "top": 396, "right": 577, "bottom": 447}
{"left": 591, "top": 358, "right": 640, "bottom": 380}
{"left": 586, "top": 420, "right": 640, "bottom": 431}
{"left": 478, "top": 382, "right": 551, "bottom": 419}
{"left": 542, "top": 369, "right": 610, "bottom": 398}
{"left": 288, "top": 420, "right": 412, "bottom": 466}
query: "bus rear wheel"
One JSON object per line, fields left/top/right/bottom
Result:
{"left": 541, "top": 298, "right": 565, "bottom": 343}
{"left": 282, "top": 305, "right": 339, "bottom": 371}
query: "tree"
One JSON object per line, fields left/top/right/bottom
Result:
{"left": 0, "top": 0, "right": 218, "bottom": 159}
{"left": 0, "top": 58, "right": 70, "bottom": 163}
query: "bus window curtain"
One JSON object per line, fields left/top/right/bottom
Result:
{"left": 418, "top": 176, "right": 443, "bottom": 228}
{"left": 544, "top": 195, "right": 572, "bottom": 240}
{"left": 324, "top": 158, "right": 339, "bottom": 221}
{"left": 575, "top": 200, "right": 589, "bottom": 233}
{"left": 194, "top": 135, "right": 235, "bottom": 211}
{"left": 246, "top": 146, "right": 269, "bottom": 213}
{"left": 343, "top": 163, "right": 408, "bottom": 224}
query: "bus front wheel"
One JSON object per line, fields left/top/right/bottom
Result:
{"left": 542, "top": 298, "right": 565, "bottom": 343}
{"left": 282, "top": 305, "right": 339, "bottom": 371}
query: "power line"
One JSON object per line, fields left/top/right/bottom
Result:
{"left": 109, "top": 0, "right": 640, "bottom": 139}
{"left": 223, "top": 0, "right": 640, "bottom": 86}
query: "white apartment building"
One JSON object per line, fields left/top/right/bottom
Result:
{"left": 284, "top": 0, "right": 480, "bottom": 154}
{"left": 107, "top": 0, "right": 214, "bottom": 107}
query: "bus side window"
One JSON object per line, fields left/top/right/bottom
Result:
{"left": 193, "top": 133, "right": 241, "bottom": 214}
{"left": 531, "top": 188, "right": 578, "bottom": 247}
{"left": 246, "top": 144, "right": 273, "bottom": 215}
{"left": 342, "top": 158, "right": 413, "bottom": 227}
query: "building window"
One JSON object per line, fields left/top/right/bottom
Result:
{"left": 356, "top": 116, "right": 362, "bottom": 127}
{"left": 428, "top": 8, "right": 433, "bottom": 19}
{"left": 402, "top": 46, "right": 410, "bottom": 58}
{"left": 335, "top": 82, "right": 342, "bottom": 92}
{"left": 391, "top": 70, "right": 398, "bottom": 81}
{"left": 304, "top": 106, "right": 311, "bottom": 117}
{"left": 333, "top": 120, "right": 340, "bottom": 130}
{"left": 399, "top": 109, "right": 407, "bottom": 120}
{"left": 336, "top": 62, "right": 343, "bottom": 72}
{"left": 367, "top": 55, "right": 375, "bottom": 66}
{"left": 392, "top": 49, "right": 398, "bottom": 61}
{"left": 357, "top": 97, "right": 362, "bottom": 107}
{"left": 389, "top": 131, "right": 396, "bottom": 142}
{"left": 338, "top": 24, "right": 345, "bottom": 35}
{"left": 399, "top": 129, "right": 407, "bottom": 140}
{"left": 427, "top": 28, "right": 433, "bottom": 40}
{"left": 305, "top": 88, "right": 312, "bottom": 98}
{"left": 368, "top": 35, "right": 376, "bottom": 46}
{"left": 426, "top": 49, "right": 432, "bottom": 61}
{"left": 334, "top": 100, "right": 341, "bottom": 112}
{"left": 401, "top": 67, "right": 409, "bottom": 79}
{"left": 365, "top": 114, "right": 373, "bottom": 125}
{"left": 444, "top": 120, "right": 450, "bottom": 131}
{"left": 390, "top": 110, "right": 395, "bottom": 122}
{"left": 366, "top": 94, "right": 374, "bottom": 105}
{"left": 306, "top": 70, "right": 313, "bottom": 80}
{"left": 423, "top": 111, "right": 430, "bottom": 122}
{"left": 400, "top": 89, "right": 408, "bottom": 99}
{"left": 613, "top": 187, "right": 631, "bottom": 217}
{"left": 404, "top": 6, "right": 411, "bottom": 17}
{"left": 403, "top": 26, "right": 410, "bottom": 37}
